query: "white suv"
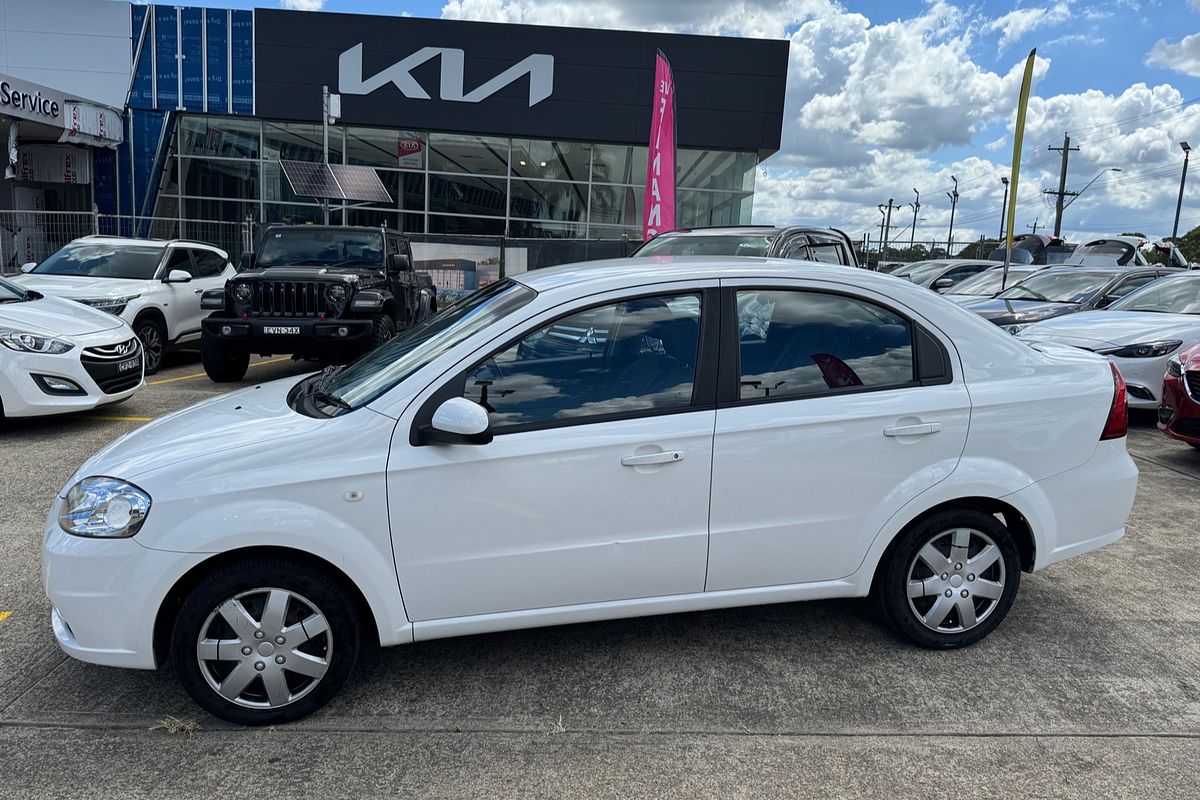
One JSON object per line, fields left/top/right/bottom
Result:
{"left": 13, "top": 237, "right": 236, "bottom": 373}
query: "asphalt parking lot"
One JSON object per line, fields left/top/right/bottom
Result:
{"left": 1, "top": 352, "right": 1198, "bottom": 798}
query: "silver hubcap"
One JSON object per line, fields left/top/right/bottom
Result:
{"left": 907, "top": 528, "right": 1006, "bottom": 633}
{"left": 196, "top": 587, "right": 332, "bottom": 710}
{"left": 138, "top": 325, "right": 162, "bottom": 371}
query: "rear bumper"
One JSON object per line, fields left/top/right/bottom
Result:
{"left": 1005, "top": 438, "right": 1139, "bottom": 571}
{"left": 202, "top": 316, "right": 373, "bottom": 355}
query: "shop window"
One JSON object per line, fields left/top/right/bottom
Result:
{"left": 508, "top": 220, "right": 588, "bottom": 239}
{"left": 346, "top": 127, "right": 426, "bottom": 170}
{"left": 510, "top": 139, "right": 591, "bottom": 182}
{"left": 591, "top": 144, "right": 646, "bottom": 186}
{"left": 179, "top": 116, "right": 260, "bottom": 159}
{"left": 264, "top": 122, "right": 341, "bottom": 164}
{"left": 510, "top": 180, "right": 587, "bottom": 222}
{"left": 427, "top": 133, "right": 508, "bottom": 175}
{"left": 588, "top": 185, "right": 642, "bottom": 227}
{"left": 677, "top": 149, "right": 757, "bottom": 192}
{"left": 180, "top": 158, "right": 259, "bottom": 201}
{"left": 429, "top": 174, "right": 507, "bottom": 217}
{"left": 429, "top": 215, "right": 505, "bottom": 236}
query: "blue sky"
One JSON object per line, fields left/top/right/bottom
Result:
{"left": 174, "top": 0, "right": 1200, "bottom": 242}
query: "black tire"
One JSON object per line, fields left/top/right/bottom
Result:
{"left": 133, "top": 315, "right": 167, "bottom": 375}
{"left": 200, "top": 334, "right": 250, "bottom": 383}
{"left": 366, "top": 314, "right": 396, "bottom": 351}
{"left": 876, "top": 509, "right": 1020, "bottom": 650}
{"left": 170, "top": 557, "right": 362, "bottom": 726}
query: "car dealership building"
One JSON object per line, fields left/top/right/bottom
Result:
{"left": 0, "top": 0, "right": 787, "bottom": 258}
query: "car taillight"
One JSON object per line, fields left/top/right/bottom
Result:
{"left": 1101, "top": 361, "right": 1128, "bottom": 440}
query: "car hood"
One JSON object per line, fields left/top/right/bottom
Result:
{"left": 1018, "top": 311, "right": 1200, "bottom": 349}
{"left": 244, "top": 267, "right": 374, "bottom": 281}
{"left": 0, "top": 293, "right": 126, "bottom": 336}
{"left": 12, "top": 274, "right": 152, "bottom": 300}
{"left": 959, "top": 298, "right": 1079, "bottom": 325}
{"left": 66, "top": 374, "right": 326, "bottom": 485}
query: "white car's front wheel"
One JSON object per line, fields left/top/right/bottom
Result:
{"left": 133, "top": 315, "right": 166, "bottom": 375}
{"left": 171, "top": 557, "right": 362, "bottom": 725}
{"left": 878, "top": 510, "right": 1021, "bottom": 649}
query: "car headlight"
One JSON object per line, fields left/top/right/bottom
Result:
{"left": 59, "top": 477, "right": 151, "bottom": 538}
{"left": 0, "top": 326, "right": 74, "bottom": 354}
{"left": 1105, "top": 340, "right": 1183, "bottom": 359}
{"left": 78, "top": 294, "right": 139, "bottom": 316}
{"left": 232, "top": 282, "right": 252, "bottom": 303}
{"left": 1004, "top": 323, "right": 1029, "bottom": 335}
{"left": 1168, "top": 356, "right": 1183, "bottom": 377}
{"left": 326, "top": 283, "right": 348, "bottom": 304}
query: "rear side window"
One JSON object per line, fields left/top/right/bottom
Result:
{"left": 735, "top": 290, "right": 915, "bottom": 401}
{"left": 190, "top": 249, "right": 228, "bottom": 278}
{"left": 807, "top": 243, "right": 845, "bottom": 264}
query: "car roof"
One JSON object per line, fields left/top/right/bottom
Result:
{"left": 513, "top": 257, "right": 881, "bottom": 294}
{"left": 652, "top": 226, "right": 784, "bottom": 237}
{"left": 72, "top": 235, "right": 225, "bottom": 253}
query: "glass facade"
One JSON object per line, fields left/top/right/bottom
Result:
{"left": 159, "top": 115, "right": 758, "bottom": 239}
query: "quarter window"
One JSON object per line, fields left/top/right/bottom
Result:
{"left": 464, "top": 294, "right": 702, "bottom": 429}
{"left": 736, "top": 290, "right": 914, "bottom": 401}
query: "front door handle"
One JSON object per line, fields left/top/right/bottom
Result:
{"left": 620, "top": 450, "right": 684, "bottom": 467}
{"left": 884, "top": 422, "right": 942, "bottom": 437}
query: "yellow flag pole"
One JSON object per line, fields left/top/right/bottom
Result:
{"left": 1002, "top": 48, "right": 1037, "bottom": 290}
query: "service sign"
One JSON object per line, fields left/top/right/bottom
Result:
{"left": 0, "top": 75, "right": 66, "bottom": 126}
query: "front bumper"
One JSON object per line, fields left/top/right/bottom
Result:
{"left": 1108, "top": 354, "right": 1173, "bottom": 409}
{"left": 0, "top": 331, "right": 143, "bottom": 418}
{"left": 202, "top": 315, "right": 373, "bottom": 355}
{"left": 42, "top": 497, "right": 206, "bottom": 669}
{"left": 1158, "top": 370, "right": 1200, "bottom": 446}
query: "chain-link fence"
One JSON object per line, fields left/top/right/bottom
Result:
{"left": 0, "top": 210, "right": 97, "bottom": 273}
{"left": 857, "top": 236, "right": 997, "bottom": 270}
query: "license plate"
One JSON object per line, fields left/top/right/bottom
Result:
{"left": 116, "top": 357, "right": 140, "bottom": 373}
{"left": 263, "top": 326, "right": 300, "bottom": 335}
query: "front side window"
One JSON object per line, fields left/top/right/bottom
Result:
{"left": 736, "top": 290, "right": 914, "bottom": 401}
{"left": 465, "top": 293, "right": 702, "bottom": 429}
{"left": 190, "top": 250, "right": 227, "bottom": 278}
{"left": 1110, "top": 275, "right": 1200, "bottom": 314}
{"left": 32, "top": 243, "right": 164, "bottom": 280}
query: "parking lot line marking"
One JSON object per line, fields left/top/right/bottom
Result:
{"left": 0, "top": 611, "right": 12, "bottom": 624}
{"left": 83, "top": 415, "right": 154, "bottom": 422}
{"left": 149, "top": 356, "right": 292, "bottom": 386}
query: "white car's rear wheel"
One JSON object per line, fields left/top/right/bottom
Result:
{"left": 878, "top": 510, "right": 1020, "bottom": 649}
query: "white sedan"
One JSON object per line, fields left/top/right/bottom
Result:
{"left": 1018, "top": 273, "right": 1200, "bottom": 408}
{"left": 1, "top": 276, "right": 143, "bottom": 417}
{"left": 43, "top": 259, "right": 1137, "bottom": 725}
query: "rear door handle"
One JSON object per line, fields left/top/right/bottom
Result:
{"left": 884, "top": 423, "right": 942, "bottom": 437}
{"left": 620, "top": 450, "right": 684, "bottom": 467}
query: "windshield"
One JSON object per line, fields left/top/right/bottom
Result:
{"left": 0, "top": 276, "right": 31, "bottom": 302}
{"left": 1075, "top": 240, "right": 1137, "bottom": 266}
{"left": 257, "top": 230, "right": 385, "bottom": 268}
{"left": 325, "top": 280, "right": 536, "bottom": 409}
{"left": 995, "top": 271, "right": 1111, "bottom": 304}
{"left": 635, "top": 234, "right": 774, "bottom": 257}
{"left": 896, "top": 261, "right": 952, "bottom": 282}
{"left": 1110, "top": 276, "right": 1200, "bottom": 314}
{"left": 32, "top": 243, "right": 163, "bottom": 279}
{"left": 945, "top": 267, "right": 1034, "bottom": 296}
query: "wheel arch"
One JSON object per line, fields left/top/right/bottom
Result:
{"left": 132, "top": 305, "right": 169, "bottom": 338}
{"left": 152, "top": 545, "right": 382, "bottom": 668}
{"left": 868, "top": 496, "right": 1036, "bottom": 595}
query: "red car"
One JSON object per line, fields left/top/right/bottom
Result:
{"left": 1159, "top": 343, "right": 1200, "bottom": 449}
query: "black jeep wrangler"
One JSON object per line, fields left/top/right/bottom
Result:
{"left": 199, "top": 225, "right": 435, "bottom": 382}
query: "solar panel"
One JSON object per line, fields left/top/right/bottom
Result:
{"left": 280, "top": 160, "right": 342, "bottom": 200}
{"left": 329, "top": 163, "right": 393, "bottom": 204}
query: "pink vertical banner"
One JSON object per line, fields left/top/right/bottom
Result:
{"left": 643, "top": 50, "right": 676, "bottom": 241}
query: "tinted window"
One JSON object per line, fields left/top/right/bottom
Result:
{"left": 465, "top": 294, "right": 701, "bottom": 429}
{"left": 1103, "top": 274, "right": 1156, "bottom": 303}
{"left": 776, "top": 236, "right": 810, "bottom": 260}
{"left": 736, "top": 290, "right": 914, "bottom": 400}
{"left": 635, "top": 235, "right": 773, "bottom": 257}
{"left": 257, "top": 230, "right": 384, "bottom": 268}
{"left": 165, "top": 249, "right": 194, "bottom": 274}
{"left": 190, "top": 249, "right": 227, "bottom": 278}
{"left": 1110, "top": 275, "right": 1200, "bottom": 314}
{"left": 32, "top": 243, "right": 164, "bottom": 280}
{"left": 808, "top": 243, "right": 845, "bottom": 264}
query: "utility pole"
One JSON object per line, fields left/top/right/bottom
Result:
{"left": 1046, "top": 133, "right": 1079, "bottom": 237}
{"left": 1172, "top": 141, "right": 1191, "bottom": 240}
{"left": 880, "top": 198, "right": 897, "bottom": 264}
{"left": 1027, "top": 217, "right": 1043, "bottom": 235}
{"left": 999, "top": 176, "right": 1010, "bottom": 241}
{"left": 908, "top": 188, "right": 921, "bottom": 250}
{"left": 877, "top": 205, "right": 888, "bottom": 268}
{"left": 946, "top": 175, "right": 959, "bottom": 255}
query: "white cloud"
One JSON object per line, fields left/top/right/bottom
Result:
{"left": 280, "top": 0, "right": 325, "bottom": 10}
{"left": 987, "top": 4, "right": 1071, "bottom": 51}
{"left": 1147, "top": 33, "right": 1200, "bottom": 78}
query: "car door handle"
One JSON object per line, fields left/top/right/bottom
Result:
{"left": 884, "top": 423, "right": 942, "bottom": 437}
{"left": 193, "top": 288, "right": 204, "bottom": 294}
{"left": 620, "top": 450, "right": 684, "bottom": 467}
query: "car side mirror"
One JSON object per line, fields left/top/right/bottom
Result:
{"left": 19, "top": 262, "right": 35, "bottom": 273}
{"left": 933, "top": 277, "right": 955, "bottom": 290}
{"left": 165, "top": 269, "right": 192, "bottom": 283}
{"left": 388, "top": 253, "right": 412, "bottom": 272}
{"left": 239, "top": 252, "right": 256, "bottom": 271}
{"left": 424, "top": 397, "right": 492, "bottom": 445}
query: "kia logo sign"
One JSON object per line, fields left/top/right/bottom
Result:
{"left": 397, "top": 136, "right": 422, "bottom": 155}
{"left": 339, "top": 44, "right": 554, "bottom": 107}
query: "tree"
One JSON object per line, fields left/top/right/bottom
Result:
{"left": 956, "top": 239, "right": 1000, "bottom": 259}
{"left": 1173, "top": 224, "right": 1200, "bottom": 263}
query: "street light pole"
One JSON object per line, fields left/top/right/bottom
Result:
{"left": 1059, "top": 167, "right": 1121, "bottom": 215}
{"left": 1172, "top": 141, "right": 1191, "bottom": 241}
{"left": 946, "top": 175, "right": 959, "bottom": 255}
{"left": 998, "top": 176, "right": 1009, "bottom": 241}
{"left": 909, "top": 188, "right": 921, "bottom": 251}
